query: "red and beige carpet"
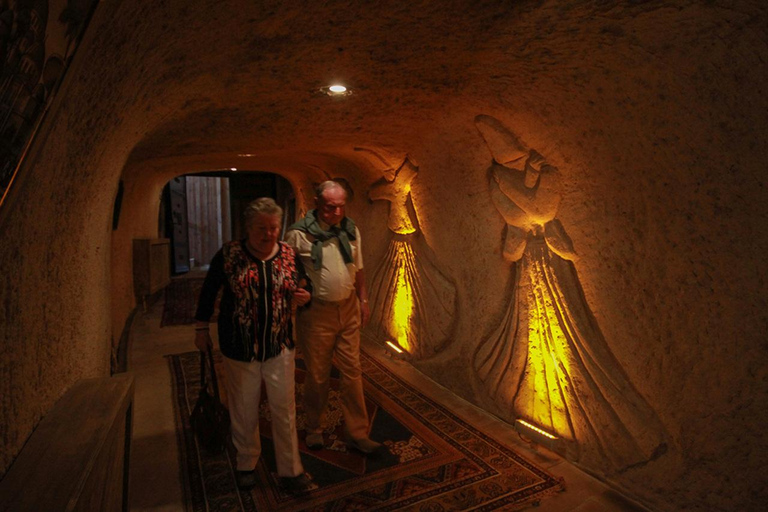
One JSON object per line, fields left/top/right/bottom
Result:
{"left": 168, "top": 349, "right": 564, "bottom": 511}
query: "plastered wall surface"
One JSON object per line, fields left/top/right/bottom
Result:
{"left": 1, "top": 1, "right": 766, "bottom": 509}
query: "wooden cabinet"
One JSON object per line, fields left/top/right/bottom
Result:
{"left": 133, "top": 238, "right": 171, "bottom": 302}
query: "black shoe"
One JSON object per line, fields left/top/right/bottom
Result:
{"left": 281, "top": 472, "right": 318, "bottom": 495}
{"left": 236, "top": 469, "right": 257, "bottom": 490}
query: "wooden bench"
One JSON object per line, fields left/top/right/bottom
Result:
{"left": 0, "top": 374, "right": 134, "bottom": 512}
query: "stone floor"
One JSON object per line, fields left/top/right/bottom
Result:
{"left": 128, "top": 296, "right": 650, "bottom": 512}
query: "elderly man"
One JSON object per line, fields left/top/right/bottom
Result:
{"left": 285, "top": 181, "right": 382, "bottom": 454}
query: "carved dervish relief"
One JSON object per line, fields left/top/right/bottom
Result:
{"left": 473, "top": 115, "right": 666, "bottom": 471}
{"left": 367, "top": 158, "right": 457, "bottom": 359}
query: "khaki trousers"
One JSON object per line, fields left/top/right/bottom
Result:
{"left": 223, "top": 349, "right": 304, "bottom": 476}
{"left": 297, "top": 292, "right": 370, "bottom": 439}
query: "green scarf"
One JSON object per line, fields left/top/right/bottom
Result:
{"left": 289, "top": 210, "right": 357, "bottom": 270}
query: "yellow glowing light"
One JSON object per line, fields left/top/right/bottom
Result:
{"left": 386, "top": 341, "right": 404, "bottom": 354}
{"left": 391, "top": 241, "right": 414, "bottom": 352}
{"left": 517, "top": 419, "right": 558, "bottom": 440}
{"left": 514, "top": 248, "right": 574, "bottom": 440}
{"left": 328, "top": 84, "right": 347, "bottom": 94}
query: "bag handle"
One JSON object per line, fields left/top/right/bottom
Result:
{"left": 199, "top": 347, "right": 223, "bottom": 403}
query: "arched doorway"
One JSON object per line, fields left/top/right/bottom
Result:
{"left": 159, "top": 170, "right": 295, "bottom": 275}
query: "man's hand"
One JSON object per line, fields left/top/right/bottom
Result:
{"left": 360, "top": 299, "right": 370, "bottom": 328}
{"left": 354, "top": 270, "right": 370, "bottom": 328}
{"left": 293, "top": 288, "right": 311, "bottom": 309}
{"left": 195, "top": 330, "right": 213, "bottom": 351}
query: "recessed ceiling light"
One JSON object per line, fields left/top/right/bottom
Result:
{"left": 230, "top": 168, "right": 237, "bottom": 171}
{"left": 319, "top": 84, "right": 352, "bottom": 96}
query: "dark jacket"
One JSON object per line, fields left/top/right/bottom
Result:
{"left": 195, "top": 240, "right": 302, "bottom": 362}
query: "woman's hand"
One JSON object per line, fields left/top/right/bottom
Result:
{"left": 195, "top": 329, "right": 213, "bottom": 351}
{"left": 293, "top": 288, "right": 311, "bottom": 309}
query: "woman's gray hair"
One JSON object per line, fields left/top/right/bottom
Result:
{"left": 244, "top": 197, "right": 283, "bottom": 228}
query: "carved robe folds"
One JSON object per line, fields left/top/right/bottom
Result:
{"left": 473, "top": 115, "right": 667, "bottom": 472}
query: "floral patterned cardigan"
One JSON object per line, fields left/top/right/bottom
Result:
{"left": 194, "top": 240, "right": 303, "bottom": 362}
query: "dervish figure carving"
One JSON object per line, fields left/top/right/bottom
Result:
{"left": 473, "top": 114, "right": 666, "bottom": 471}
{"left": 368, "top": 158, "right": 457, "bottom": 359}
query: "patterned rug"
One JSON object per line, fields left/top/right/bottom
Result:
{"left": 168, "top": 349, "right": 564, "bottom": 511}
{"left": 161, "top": 277, "right": 218, "bottom": 327}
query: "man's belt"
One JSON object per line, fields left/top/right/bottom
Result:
{"left": 312, "top": 292, "right": 354, "bottom": 307}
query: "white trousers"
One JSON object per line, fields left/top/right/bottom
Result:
{"left": 223, "top": 349, "right": 304, "bottom": 477}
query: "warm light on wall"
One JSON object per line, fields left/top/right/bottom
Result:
{"left": 473, "top": 115, "right": 667, "bottom": 469}
{"left": 368, "top": 157, "right": 458, "bottom": 359}
{"left": 391, "top": 241, "right": 415, "bottom": 352}
{"left": 515, "top": 252, "right": 573, "bottom": 439}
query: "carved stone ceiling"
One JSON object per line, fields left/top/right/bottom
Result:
{"left": 119, "top": 0, "right": 748, "bottom": 171}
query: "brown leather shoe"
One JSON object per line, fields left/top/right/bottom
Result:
{"left": 280, "top": 472, "right": 318, "bottom": 495}
{"left": 305, "top": 432, "right": 324, "bottom": 450}
{"left": 347, "top": 436, "right": 383, "bottom": 454}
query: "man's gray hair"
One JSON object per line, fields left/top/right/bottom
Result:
{"left": 244, "top": 197, "right": 283, "bottom": 228}
{"left": 315, "top": 180, "right": 346, "bottom": 199}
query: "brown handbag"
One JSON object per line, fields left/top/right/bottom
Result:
{"left": 189, "top": 347, "right": 230, "bottom": 453}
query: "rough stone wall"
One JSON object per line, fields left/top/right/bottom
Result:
{"left": 0, "top": 1, "right": 766, "bottom": 510}
{"left": 0, "top": 0, "right": 142, "bottom": 476}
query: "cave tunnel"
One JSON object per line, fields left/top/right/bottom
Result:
{"left": 0, "top": 1, "right": 766, "bottom": 511}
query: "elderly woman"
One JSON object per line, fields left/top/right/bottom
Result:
{"left": 193, "top": 197, "right": 315, "bottom": 493}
